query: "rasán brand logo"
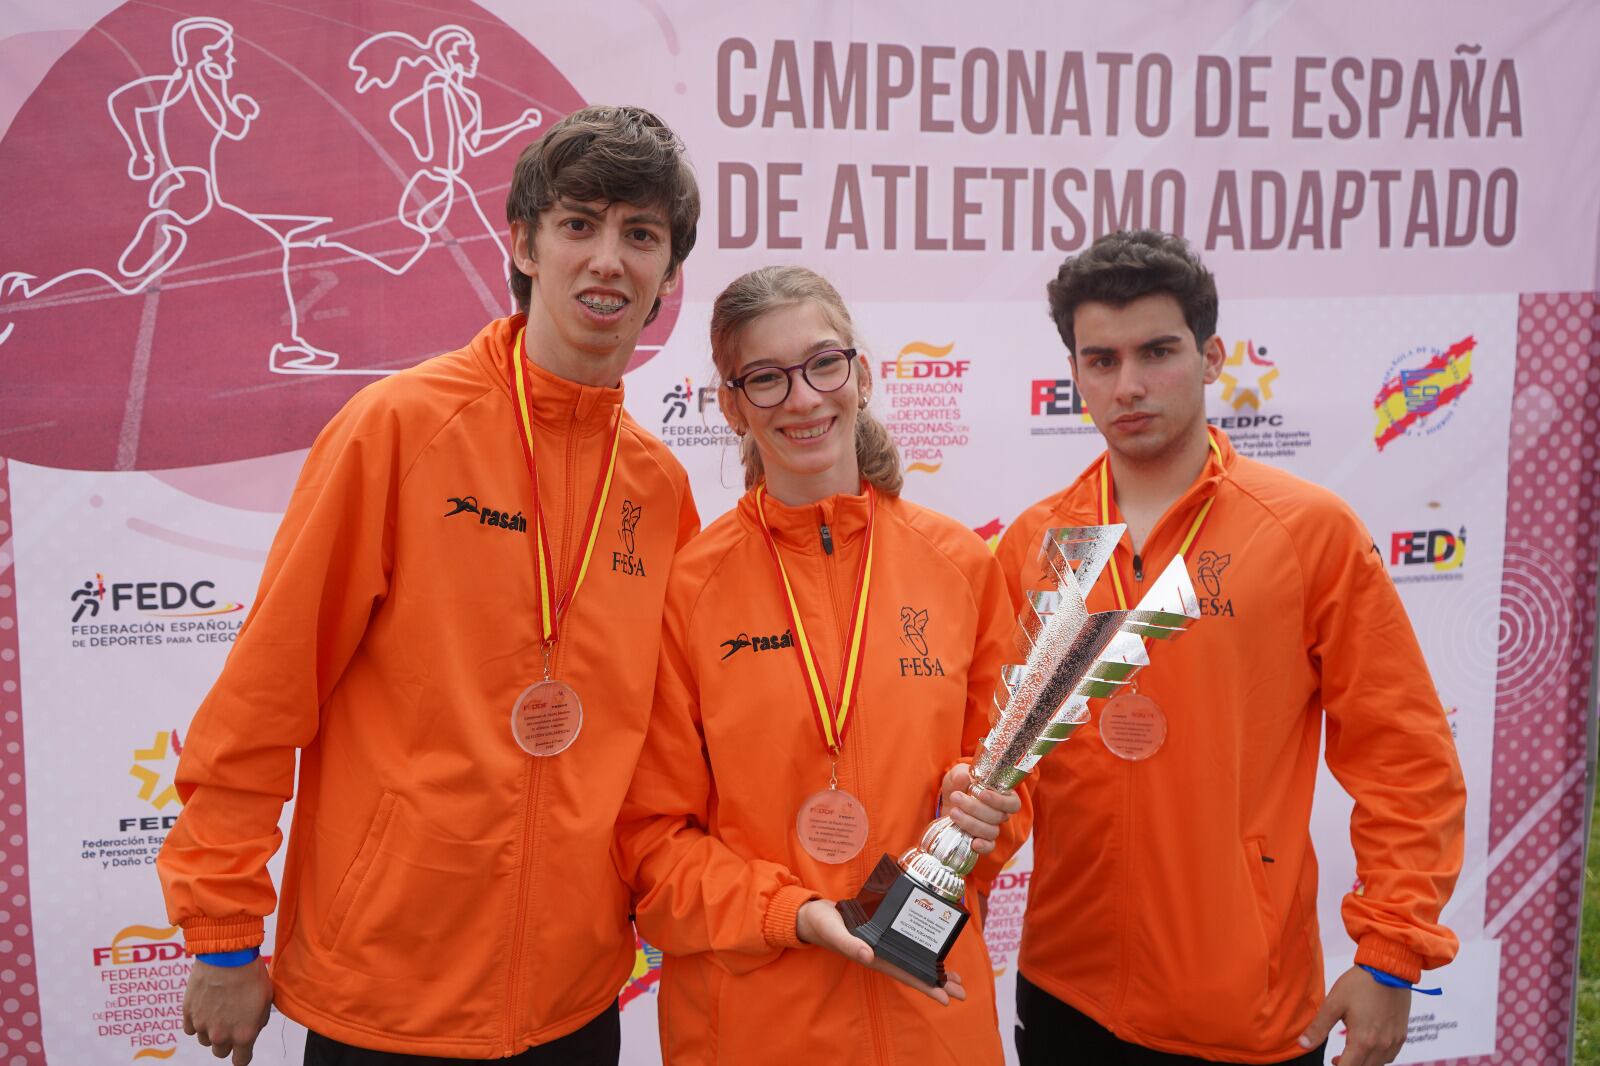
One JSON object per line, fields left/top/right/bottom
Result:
{"left": 445, "top": 494, "right": 526, "bottom": 533}
{"left": 720, "top": 629, "right": 794, "bottom": 660}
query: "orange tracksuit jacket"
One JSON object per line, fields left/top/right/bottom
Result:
{"left": 616, "top": 488, "right": 1032, "bottom": 1065}
{"left": 156, "top": 316, "right": 699, "bottom": 1057}
{"left": 994, "top": 430, "right": 1465, "bottom": 1063}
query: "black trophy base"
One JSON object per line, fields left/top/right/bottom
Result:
{"left": 837, "top": 853, "right": 969, "bottom": 988}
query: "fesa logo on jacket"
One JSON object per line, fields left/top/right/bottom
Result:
{"left": 719, "top": 629, "right": 794, "bottom": 661}
{"left": 899, "top": 605, "right": 946, "bottom": 677}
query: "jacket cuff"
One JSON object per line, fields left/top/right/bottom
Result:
{"left": 181, "top": 916, "right": 265, "bottom": 956}
{"left": 1354, "top": 932, "right": 1423, "bottom": 984}
{"left": 762, "top": 885, "right": 822, "bottom": 950}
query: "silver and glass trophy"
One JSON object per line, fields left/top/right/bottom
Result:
{"left": 837, "top": 524, "right": 1202, "bottom": 986}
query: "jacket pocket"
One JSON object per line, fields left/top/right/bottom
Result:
{"left": 319, "top": 790, "right": 397, "bottom": 949}
{"left": 1244, "top": 837, "right": 1283, "bottom": 997}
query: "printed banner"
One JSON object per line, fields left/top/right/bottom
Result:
{"left": 1, "top": 3, "right": 1597, "bottom": 1065}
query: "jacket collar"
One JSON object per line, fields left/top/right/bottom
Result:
{"left": 470, "top": 315, "right": 625, "bottom": 438}
{"left": 1060, "top": 427, "right": 1238, "bottom": 525}
{"left": 738, "top": 482, "right": 876, "bottom": 555}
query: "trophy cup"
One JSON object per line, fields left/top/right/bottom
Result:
{"left": 837, "top": 524, "right": 1202, "bottom": 986}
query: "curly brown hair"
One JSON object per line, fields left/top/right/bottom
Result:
{"left": 505, "top": 105, "right": 700, "bottom": 323}
{"left": 1046, "top": 230, "right": 1218, "bottom": 356}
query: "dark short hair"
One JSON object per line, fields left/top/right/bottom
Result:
{"left": 1046, "top": 230, "right": 1218, "bottom": 355}
{"left": 505, "top": 105, "right": 700, "bottom": 323}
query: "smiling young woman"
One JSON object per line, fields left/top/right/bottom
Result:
{"left": 615, "top": 266, "right": 1032, "bottom": 1066}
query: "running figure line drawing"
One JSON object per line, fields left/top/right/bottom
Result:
{"left": 323, "top": 25, "right": 541, "bottom": 291}
{"left": 0, "top": 18, "right": 542, "bottom": 376}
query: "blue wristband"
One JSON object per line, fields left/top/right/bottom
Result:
{"left": 196, "top": 947, "right": 259, "bottom": 968}
{"left": 1358, "top": 963, "right": 1441, "bottom": 995}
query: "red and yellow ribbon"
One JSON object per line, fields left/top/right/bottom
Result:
{"left": 1099, "top": 432, "right": 1223, "bottom": 611}
{"left": 753, "top": 483, "right": 876, "bottom": 754}
{"left": 511, "top": 327, "right": 624, "bottom": 646}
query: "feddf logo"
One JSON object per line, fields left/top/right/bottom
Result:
{"left": 880, "top": 341, "right": 971, "bottom": 475}
{"left": 89, "top": 923, "right": 194, "bottom": 1059}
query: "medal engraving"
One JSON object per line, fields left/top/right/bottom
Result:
{"left": 1098, "top": 692, "right": 1167, "bottom": 761}
{"left": 796, "top": 788, "right": 869, "bottom": 864}
{"left": 511, "top": 679, "right": 583, "bottom": 756}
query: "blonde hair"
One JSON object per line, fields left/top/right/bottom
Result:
{"left": 709, "top": 266, "right": 903, "bottom": 495}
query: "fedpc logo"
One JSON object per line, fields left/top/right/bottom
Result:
{"left": 1211, "top": 338, "right": 1285, "bottom": 432}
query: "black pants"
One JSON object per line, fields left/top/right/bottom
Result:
{"left": 304, "top": 1000, "right": 620, "bottom": 1066}
{"left": 1016, "top": 976, "right": 1326, "bottom": 1066}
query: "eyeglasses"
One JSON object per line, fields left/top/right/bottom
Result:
{"left": 725, "top": 348, "right": 859, "bottom": 409}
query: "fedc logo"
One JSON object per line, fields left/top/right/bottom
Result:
{"left": 659, "top": 377, "right": 735, "bottom": 449}
{"left": 1389, "top": 527, "right": 1466, "bottom": 584}
{"left": 70, "top": 575, "right": 244, "bottom": 621}
{"left": 973, "top": 518, "right": 1004, "bottom": 552}
{"left": 880, "top": 342, "right": 972, "bottom": 475}
{"left": 1373, "top": 336, "right": 1475, "bottom": 452}
{"left": 69, "top": 574, "right": 247, "bottom": 649}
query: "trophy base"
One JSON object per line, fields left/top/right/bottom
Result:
{"left": 837, "top": 853, "right": 969, "bottom": 988}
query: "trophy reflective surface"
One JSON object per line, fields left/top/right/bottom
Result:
{"left": 837, "top": 524, "right": 1202, "bottom": 987}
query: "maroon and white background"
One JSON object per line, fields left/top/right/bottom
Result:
{"left": 0, "top": 2, "right": 1597, "bottom": 1064}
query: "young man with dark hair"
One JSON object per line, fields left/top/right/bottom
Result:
{"left": 158, "top": 105, "right": 701, "bottom": 1066}
{"left": 997, "top": 230, "right": 1465, "bottom": 1066}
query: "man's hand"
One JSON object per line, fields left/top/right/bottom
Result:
{"left": 939, "top": 764, "right": 1022, "bottom": 855}
{"left": 1298, "top": 965, "right": 1412, "bottom": 1066}
{"left": 795, "top": 899, "right": 966, "bottom": 1006}
{"left": 183, "top": 957, "right": 274, "bottom": 1065}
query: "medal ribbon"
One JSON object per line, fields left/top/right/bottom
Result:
{"left": 1099, "top": 432, "right": 1224, "bottom": 611}
{"left": 753, "top": 483, "right": 876, "bottom": 754}
{"left": 510, "top": 327, "right": 624, "bottom": 649}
